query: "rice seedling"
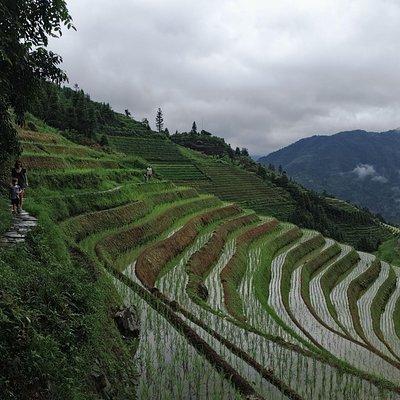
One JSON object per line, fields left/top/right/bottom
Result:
{"left": 289, "top": 253, "right": 400, "bottom": 383}
{"left": 121, "top": 224, "right": 400, "bottom": 398}
{"left": 330, "top": 252, "right": 375, "bottom": 341}
{"left": 381, "top": 267, "right": 400, "bottom": 358}
{"left": 308, "top": 244, "right": 353, "bottom": 333}
{"left": 113, "top": 276, "right": 243, "bottom": 400}
{"left": 357, "top": 261, "right": 395, "bottom": 359}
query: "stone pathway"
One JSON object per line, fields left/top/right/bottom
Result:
{"left": 0, "top": 209, "right": 37, "bottom": 247}
{"left": 0, "top": 184, "right": 125, "bottom": 248}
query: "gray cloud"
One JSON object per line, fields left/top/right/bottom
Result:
{"left": 51, "top": 0, "right": 400, "bottom": 154}
{"left": 352, "top": 164, "right": 388, "bottom": 183}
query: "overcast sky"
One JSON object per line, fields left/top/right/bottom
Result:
{"left": 50, "top": 0, "right": 400, "bottom": 155}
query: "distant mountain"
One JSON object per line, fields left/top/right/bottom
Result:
{"left": 259, "top": 129, "right": 400, "bottom": 223}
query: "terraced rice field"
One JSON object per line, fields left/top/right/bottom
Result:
{"left": 336, "top": 222, "right": 392, "bottom": 245}
{"left": 22, "top": 128, "right": 400, "bottom": 399}
{"left": 193, "top": 163, "right": 296, "bottom": 220}
{"left": 107, "top": 134, "right": 297, "bottom": 220}
{"left": 152, "top": 162, "right": 209, "bottom": 182}
{"left": 108, "top": 135, "right": 189, "bottom": 162}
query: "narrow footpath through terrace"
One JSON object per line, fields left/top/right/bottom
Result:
{"left": 0, "top": 184, "right": 127, "bottom": 248}
{"left": 0, "top": 209, "right": 37, "bottom": 247}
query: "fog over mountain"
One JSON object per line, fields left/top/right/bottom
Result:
{"left": 51, "top": 0, "right": 400, "bottom": 153}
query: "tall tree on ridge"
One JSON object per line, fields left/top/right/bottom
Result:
{"left": 191, "top": 121, "right": 197, "bottom": 134}
{"left": 125, "top": 109, "right": 131, "bottom": 118}
{"left": 155, "top": 107, "right": 164, "bottom": 132}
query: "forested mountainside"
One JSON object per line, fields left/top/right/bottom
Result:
{"left": 259, "top": 129, "right": 400, "bottom": 224}
{"left": 23, "top": 83, "right": 392, "bottom": 253}
{"left": 2, "top": 119, "right": 400, "bottom": 399}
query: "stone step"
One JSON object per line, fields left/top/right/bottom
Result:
{"left": 4, "top": 232, "right": 25, "bottom": 239}
{"left": 20, "top": 216, "right": 37, "bottom": 222}
{"left": 14, "top": 220, "right": 37, "bottom": 228}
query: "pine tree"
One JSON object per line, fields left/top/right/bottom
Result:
{"left": 125, "top": 109, "right": 131, "bottom": 118}
{"left": 155, "top": 108, "right": 164, "bottom": 132}
{"left": 191, "top": 121, "right": 197, "bottom": 134}
{"left": 164, "top": 128, "right": 170, "bottom": 135}
{"left": 235, "top": 147, "right": 241, "bottom": 156}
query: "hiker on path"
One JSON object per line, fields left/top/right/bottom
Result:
{"left": 10, "top": 178, "right": 21, "bottom": 214}
{"left": 11, "top": 160, "right": 28, "bottom": 209}
{"left": 145, "top": 166, "right": 153, "bottom": 182}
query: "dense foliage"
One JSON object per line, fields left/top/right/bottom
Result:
{"left": 28, "top": 82, "right": 154, "bottom": 142}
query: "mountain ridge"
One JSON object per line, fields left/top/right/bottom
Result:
{"left": 259, "top": 128, "right": 400, "bottom": 223}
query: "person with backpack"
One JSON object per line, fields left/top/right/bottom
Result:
{"left": 11, "top": 160, "right": 28, "bottom": 210}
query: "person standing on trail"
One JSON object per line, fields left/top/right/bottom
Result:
{"left": 146, "top": 166, "right": 153, "bottom": 182}
{"left": 9, "top": 178, "right": 21, "bottom": 214}
{"left": 11, "top": 160, "right": 28, "bottom": 210}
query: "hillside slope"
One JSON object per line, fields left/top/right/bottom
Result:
{"left": 108, "top": 133, "right": 392, "bottom": 252}
{"left": 27, "top": 82, "right": 396, "bottom": 242}
{"left": 3, "top": 124, "right": 400, "bottom": 399}
{"left": 259, "top": 129, "right": 400, "bottom": 223}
